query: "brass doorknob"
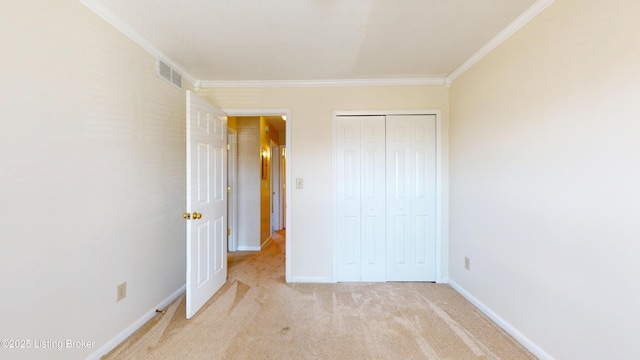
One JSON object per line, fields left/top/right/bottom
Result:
{"left": 183, "top": 212, "right": 191, "bottom": 220}
{"left": 192, "top": 212, "right": 202, "bottom": 219}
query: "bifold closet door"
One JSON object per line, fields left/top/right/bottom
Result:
{"left": 336, "top": 116, "right": 386, "bottom": 282}
{"left": 386, "top": 115, "right": 437, "bottom": 281}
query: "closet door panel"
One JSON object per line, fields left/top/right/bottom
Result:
{"left": 336, "top": 116, "right": 386, "bottom": 281}
{"left": 386, "top": 115, "right": 437, "bottom": 281}
{"left": 336, "top": 118, "right": 362, "bottom": 281}
{"left": 411, "top": 115, "right": 437, "bottom": 281}
{"left": 386, "top": 117, "right": 414, "bottom": 280}
{"left": 361, "top": 117, "right": 386, "bottom": 281}
{"left": 337, "top": 114, "right": 436, "bottom": 282}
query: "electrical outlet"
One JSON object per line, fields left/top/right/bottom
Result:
{"left": 464, "top": 257, "right": 470, "bottom": 271}
{"left": 116, "top": 282, "right": 127, "bottom": 302}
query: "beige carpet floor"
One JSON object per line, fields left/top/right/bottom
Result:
{"left": 103, "top": 231, "right": 534, "bottom": 359}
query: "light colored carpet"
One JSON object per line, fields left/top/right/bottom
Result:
{"left": 103, "top": 231, "right": 534, "bottom": 359}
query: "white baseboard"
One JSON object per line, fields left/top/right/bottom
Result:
{"left": 237, "top": 246, "right": 261, "bottom": 251}
{"left": 448, "top": 279, "right": 553, "bottom": 360}
{"left": 289, "top": 276, "right": 335, "bottom": 283}
{"left": 87, "top": 285, "right": 186, "bottom": 360}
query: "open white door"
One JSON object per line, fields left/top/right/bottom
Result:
{"left": 185, "top": 91, "right": 227, "bottom": 319}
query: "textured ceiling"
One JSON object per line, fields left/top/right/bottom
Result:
{"left": 95, "top": 0, "right": 537, "bottom": 81}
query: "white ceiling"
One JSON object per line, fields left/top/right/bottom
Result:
{"left": 93, "top": 0, "right": 538, "bottom": 82}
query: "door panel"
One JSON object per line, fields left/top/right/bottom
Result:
{"left": 197, "top": 143, "right": 210, "bottom": 202}
{"left": 212, "top": 215, "right": 224, "bottom": 271}
{"left": 387, "top": 119, "right": 413, "bottom": 280}
{"left": 270, "top": 142, "right": 281, "bottom": 232}
{"left": 345, "top": 216, "right": 359, "bottom": 265}
{"left": 336, "top": 118, "right": 362, "bottom": 281}
{"left": 393, "top": 215, "right": 408, "bottom": 264}
{"left": 410, "top": 115, "right": 436, "bottom": 281}
{"left": 196, "top": 222, "right": 210, "bottom": 285}
{"left": 336, "top": 116, "right": 386, "bottom": 282}
{"left": 360, "top": 118, "right": 386, "bottom": 281}
{"left": 186, "top": 91, "right": 227, "bottom": 319}
{"left": 363, "top": 216, "right": 376, "bottom": 264}
{"left": 415, "top": 215, "right": 427, "bottom": 264}
{"left": 386, "top": 115, "right": 436, "bottom": 281}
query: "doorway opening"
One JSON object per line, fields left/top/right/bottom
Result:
{"left": 226, "top": 113, "right": 289, "bottom": 281}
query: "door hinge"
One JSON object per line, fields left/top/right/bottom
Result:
{"left": 227, "top": 144, "right": 230, "bottom": 150}
{"left": 227, "top": 187, "right": 231, "bottom": 193}
{"left": 227, "top": 228, "right": 231, "bottom": 236}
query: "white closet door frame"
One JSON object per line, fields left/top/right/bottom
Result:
{"left": 332, "top": 110, "right": 446, "bottom": 283}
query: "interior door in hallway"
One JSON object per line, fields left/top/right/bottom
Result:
{"left": 270, "top": 140, "right": 282, "bottom": 232}
{"left": 386, "top": 115, "right": 436, "bottom": 281}
{"left": 336, "top": 115, "right": 386, "bottom": 281}
{"left": 186, "top": 91, "right": 228, "bottom": 319}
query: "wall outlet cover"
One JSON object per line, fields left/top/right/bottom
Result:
{"left": 116, "top": 282, "right": 127, "bottom": 302}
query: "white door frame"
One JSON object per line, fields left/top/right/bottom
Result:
{"left": 332, "top": 109, "right": 447, "bottom": 283}
{"left": 223, "top": 108, "right": 292, "bottom": 283}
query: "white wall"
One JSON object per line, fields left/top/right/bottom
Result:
{"left": 0, "top": 1, "right": 187, "bottom": 359}
{"left": 236, "top": 117, "right": 261, "bottom": 250}
{"left": 449, "top": 0, "right": 640, "bottom": 359}
{"left": 199, "top": 86, "right": 449, "bottom": 281}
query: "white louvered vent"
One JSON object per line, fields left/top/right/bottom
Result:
{"left": 157, "top": 59, "right": 183, "bottom": 89}
{"left": 171, "top": 70, "right": 182, "bottom": 88}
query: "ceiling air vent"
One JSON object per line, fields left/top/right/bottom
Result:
{"left": 157, "top": 59, "right": 183, "bottom": 89}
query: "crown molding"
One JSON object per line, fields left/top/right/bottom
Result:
{"left": 197, "top": 77, "right": 449, "bottom": 89}
{"left": 447, "top": 0, "right": 556, "bottom": 84}
{"left": 79, "top": 0, "right": 198, "bottom": 87}
{"left": 81, "top": 0, "right": 554, "bottom": 90}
